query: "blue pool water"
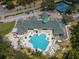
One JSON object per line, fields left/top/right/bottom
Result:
{"left": 56, "top": 2, "right": 69, "bottom": 12}
{"left": 29, "top": 33, "right": 49, "bottom": 51}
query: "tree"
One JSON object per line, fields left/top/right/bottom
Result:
{"left": 0, "top": 35, "right": 3, "bottom": 39}
{"left": 17, "top": 0, "right": 27, "bottom": 6}
{"left": 63, "top": 22, "right": 79, "bottom": 59}
{"left": 6, "top": 1, "right": 15, "bottom": 9}
{"left": 47, "top": 0, "right": 55, "bottom": 10}
{"left": 64, "top": 49, "right": 79, "bottom": 59}
{"left": 41, "top": 0, "right": 55, "bottom": 11}
{"left": 62, "top": 15, "right": 74, "bottom": 25}
{"left": 3, "top": 0, "right": 12, "bottom": 3}
{"left": 17, "top": 0, "right": 36, "bottom": 6}
{"left": 49, "top": 56, "right": 58, "bottom": 59}
{"left": 3, "top": 0, "right": 12, "bottom": 4}
{"left": 0, "top": 37, "right": 31, "bottom": 59}
{"left": 70, "top": 23, "right": 79, "bottom": 49}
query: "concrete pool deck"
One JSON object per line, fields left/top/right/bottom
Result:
{"left": 6, "top": 30, "right": 60, "bottom": 55}
{"left": 26, "top": 30, "right": 59, "bottom": 55}
{"left": 25, "top": 30, "right": 53, "bottom": 53}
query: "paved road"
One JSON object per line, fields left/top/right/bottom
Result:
{"left": 0, "top": 0, "right": 42, "bottom": 19}
{"left": 0, "top": 5, "right": 8, "bottom": 16}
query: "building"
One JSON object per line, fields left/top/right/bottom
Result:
{"left": 15, "top": 13, "right": 67, "bottom": 39}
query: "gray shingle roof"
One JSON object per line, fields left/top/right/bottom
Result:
{"left": 15, "top": 16, "right": 66, "bottom": 37}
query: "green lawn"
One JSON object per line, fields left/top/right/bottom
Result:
{"left": 0, "top": 21, "right": 15, "bottom": 35}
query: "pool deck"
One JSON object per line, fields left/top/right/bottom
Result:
{"left": 6, "top": 29, "right": 60, "bottom": 55}
{"left": 25, "top": 30, "right": 53, "bottom": 54}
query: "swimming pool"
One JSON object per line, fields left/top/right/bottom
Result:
{"left": 29, "top": 33, "right": 49, "bottom": 51}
